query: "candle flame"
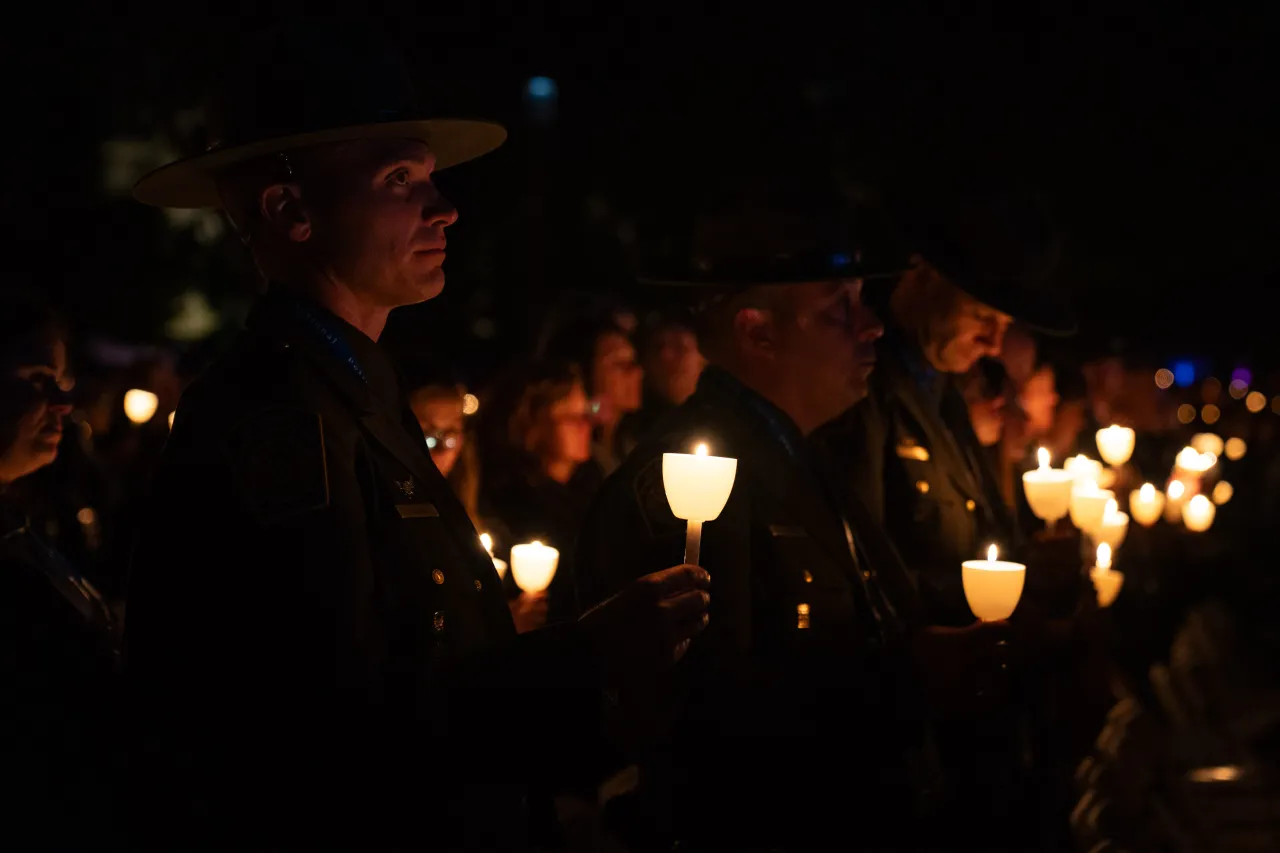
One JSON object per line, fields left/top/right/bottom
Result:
{"left": 531, "top": 540, "right": 542, "bottom": 547}
{"left": 1139, "top": 483, "right": 1155, "bottom": 501}
{"left": 1104, "top": 498, "right": 1118, "bottom": 518}
{"left": 479, "top": 532, "right": 493, "bottom": 556}
{"left": 1168, "top": 480, "right": 1185, "bottom": 500}
{"left": 1096, "top": 543, "right": 1112, "bottom": 572}
{"left": 987, "top": 544, "right": 998, "bottom": 563}
{"left": 694, "top": 443, "right": 709, "bottom": 456}
{"left": 1037, "top": 447, "right": 1050, "bottom": 469}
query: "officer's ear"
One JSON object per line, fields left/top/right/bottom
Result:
{"left": 260, "top": 183, "right": 312, "bottom": 244}
{"left": 733, "top": 306, "right": 776, "bottom": 359}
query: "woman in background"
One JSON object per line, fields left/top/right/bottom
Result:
{"left": 2, "top": 292, "right": 121, "bottom": 847}
{"left": 480, "top": 361, "right": 597, "bottom": 630}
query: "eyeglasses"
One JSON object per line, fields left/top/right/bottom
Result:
{"left": 424, "top": 430, "right": 462, "bottom": 451}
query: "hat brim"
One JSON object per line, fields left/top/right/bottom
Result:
{"left": 951, "top": 277, "right": 1078, "bottom": 337}
{"left": 133, "top": 118, "right": 507, "bottom": 209}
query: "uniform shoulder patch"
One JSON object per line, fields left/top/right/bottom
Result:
{"left": 224, "top": 406, "right": 330, "bottom": 526}
{"left": 633, "top": 454, "right": 683, "bottom": 539}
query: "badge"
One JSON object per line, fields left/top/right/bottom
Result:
{"left": 397, "top": 477, "right": 416, "bottom": 499}
{"left": 895, "top": 437, "right": 930, "bottom": 462}
{"left": 224, "top": 407, "right": 330, "bottom": 526}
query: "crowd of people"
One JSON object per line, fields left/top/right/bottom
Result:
{"left": 6, "top": 18, "right": 1279, "bottom": 853}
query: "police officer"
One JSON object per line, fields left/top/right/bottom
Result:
{"left": 575, "top": 185, "right": 1012, "bottom": 852}
{"left": 815, "top": 189, "right": 1087, "bottom": 850}
{"left": 124, "top": 22, "right": 709, "bottom": 850}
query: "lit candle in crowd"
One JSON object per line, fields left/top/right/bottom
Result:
{"left": 1094, "top": 498, "right": 1129, "bottom": 551}
{"left": 1182, "top": 494, "right": 1216, "bottom": 533}
{"left": 510, "top": 541, "right": 558, "bottom": 592}
{"left": 1022, "top": 447, "right": 1075, "bottom": 527}
{"left": 1090, "top": 543, "right": 1123, "bottom": 608}
{"left": 662, "top": 442, "right": 738, "bottom": 567}
{"left": 961, "top": 544, "right": 1026, "bottom": 622}
{"left": 1095, "top": 425, "right": 1135, "bottom": 467}
{"left": 1129, "top": 483, "right": 1165, "bottom": 527}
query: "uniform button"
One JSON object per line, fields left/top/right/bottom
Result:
{"left": 432, "top": 569, "right": 445, "bottom": 584}
{"left": 965, "top": 499, "right": 976, "bottom": 511}
{"left": 916, "top": 480, "right": 930, "bottom": 494}
{"left": 432, "top": 611, "right": 445, "bottom": 633}
{"left": 862, "top": 570, "right": 872, "bottom": 580}
{"left": 474, "top": 579, "right": 483, "bottom": 592}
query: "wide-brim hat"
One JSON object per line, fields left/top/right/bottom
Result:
{"left": 897, "top": 189, "right": 1076, "bottom": 336}
{"left": 133, "top": 20, "right": 506, "bottom": 209}
{"left": 635, "top": 184, "right": 906, "bottom": 289}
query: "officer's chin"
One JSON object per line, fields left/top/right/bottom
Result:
{"left": 410, "top": 270, "right": 447, "bottom": 304}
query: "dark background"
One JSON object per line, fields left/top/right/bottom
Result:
{"left": 5, "top": 4, "right": 1277, "bottom": 384}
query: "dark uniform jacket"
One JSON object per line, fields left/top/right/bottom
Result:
{"left": 124, "top": 292, "right": 600, "bottom": 850}
{"left": 3, "top": 497, "right": 121, "bottom": 849}
{"left": 816, "top": 325, "right": 1019, "bottom": 628}
{"left": 576, "top": 367, "right": 931, "bottom": 851}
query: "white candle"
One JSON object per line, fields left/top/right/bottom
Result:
{"left": 1095, "top": 498, "right": 1129, "bottom": 551}
{"left": 1182, "top": 494, "right": 1216, "bottom": 532}
{"left": 1022, "top": 447, "right": 1075, "bottom": 526}
{"left": 1090, "top": 543, "right": 1124, "bottom": 608}
{"left": 961, "top": 544, "right": 1027, "bottom": 622}
{"left": 1096, "top": 425, "right": 1135, "bottom": 467}
{"left": 662, "top": 442, "right": 738, "bottom": 566}
{"left": 1069, "top": 482, "right": 1114, "bottom": 537}
{"left": 1189, "top": 433, "right": 1224, "bottom": 457}
{"left": 1175, "top": 446, "right": 1216, "bottom": 474}
{"left": 123, "top": 388, "right": 159, "bottom": 425}
{"left": 1164, "top": 479, "right": 1188, "bottom": 524}
{"left": 1065, "top": 454, "right": 1103, "bottom": 489}
{"left": 479, "top": 532, "right": 507, "bottom": 578}
{"left": 1129, "top": 483, "right": 1165, "bottom": 527}
{"left": 510, "top": 540, "right": 558, "bottom": 592}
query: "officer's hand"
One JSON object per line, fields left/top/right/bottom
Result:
{"left": 509, "top": 591, "right": 549, "bottom": 634}
{"left": 912, "top": 620, "right": 1014, "bottom": 715}
{"left": 579, "top": 564, "right": 711, "bottom": 683}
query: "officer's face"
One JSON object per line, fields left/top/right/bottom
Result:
{"left": 0, "top": 335, "right": 73, "bottom": 485}
{"left": 923, "top": 274, "right": 1013, "bottom": 374}
{"left": 773, "top": 278, "right": 884, "bottom": 425}
{"left": 304, "top": 139, "right": 459, "bottom": 308}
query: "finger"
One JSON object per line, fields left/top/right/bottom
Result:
{"left": 668, "top": 611, "right": 711, "bottom": 648}
{"left": 659, "top": 588, "right": 711, "bottom": 624}
{"left": 673, "top": 638, "right": 692, "bottom": 662}
{"left": 648, "top": 564, "right": 711, "bottom": 597}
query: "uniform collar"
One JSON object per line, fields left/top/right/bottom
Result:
{"left": 247, "top": 289, "right": 405, "bottom": 418}
{"left": 694, "top": 366, "right": 807, "bottom": 463}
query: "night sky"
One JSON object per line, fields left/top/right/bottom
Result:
{"left": 7, "top": 5, "right": 1277, "bottom": 381}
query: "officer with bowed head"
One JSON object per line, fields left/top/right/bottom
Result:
{"left": 123, "top": 19, "right": 709, "bottom": 849}
{"left": 576, "top": 179, "right": 1022, "bottom": 851}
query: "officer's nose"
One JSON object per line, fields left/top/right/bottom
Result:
{"left": 423, "top": 187, "right": 459, "bottom": 228}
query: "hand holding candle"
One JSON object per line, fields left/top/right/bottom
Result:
{"left": 1090, "top": 543, "right": 1124, "bottom": 608}
{"left": 1129, "top": 483, "right": 1164, "bottom": 527}
{"left": 961, "top": 544, "right": 1027, "bottom": 622}
{"left": 662, "top": 442, "right": 738, "bottom": 566}
{"left": 1022, "top": 447, "right": 1075, "bottom": 526}
{"left": 510, "top": 540, "right": 558, "bottom": 592}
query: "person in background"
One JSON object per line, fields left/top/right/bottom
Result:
{"left": 546, "top": 318, "right": 644, "bottom": 476}
{"left": 481, "top": 361, "right": 597, "bottom": 630}
{"left": 1, "top": 292, "right": 121, "bottom": 848}
{"left": 961, "top": 357, "right": 1009, "bottom": 450}
{"left": 621, "top": 313, "right": 707, "bottom": 446}
{"left": 406, "top": 371, "right": 481, "bottom": 528}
